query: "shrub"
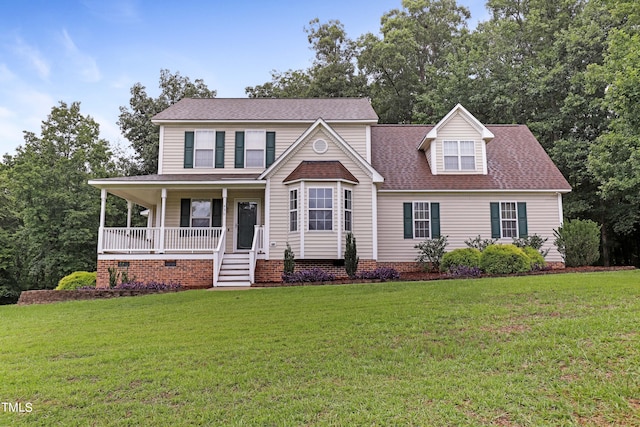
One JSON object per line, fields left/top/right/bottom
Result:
{"left": 440, "top": 248, "right": 482, "bottom": 272}
{"left": 449, "top": 266, "right": 483, "bottom": 277}
{"left": 480, "top": 244, "right": 531, "bottom": 275}
{"left": 283, "top": 243, "right": 295, "bottom": 274}
{"left": 553, "top": 219, "right": 601, "bottom": 267}
{"left": 464, "top": 235, "right": 497, "bottom": 252}
{"left": 114, "top": 281, "right": 181, "bottom": 291}
{"left": 282, "top": 268, "right": 336, "bottom": 283}
{"left": 512, "top": 234, "right": 550, "bottom": 257}
{"left": 344, "top": 233, "right": 359, "bottom": 279}
{"left": 356, "top": 267, "right": 400, "bottom": 281}
{"left": 522, "top": 246, "right": 547, "bottom": 270}
{"left": 415, "top": 236, "right": 448, "bottom": 272}
{"left": 56, "top": 271, "right": 97, "bottom": 290}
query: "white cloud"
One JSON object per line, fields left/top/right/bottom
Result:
{"left": 12, "top": 37, "right": 50, "bottom": 79}
{"left": 60, "top": 29, "right": 102, "bottom": 82}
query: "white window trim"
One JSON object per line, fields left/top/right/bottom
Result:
{"left": 191, "top": 199, "right": 212, "bottom": 228}
{"left": 412, "top": 201, "right": 431, "bottom": 239}
{"left": 244, "top": 129, "right": 266, "bottom": 168}
{"left": 308, "top": 187, "right": 333, "bottom": 232}
{"left": 194, "top": 129, "right": 216, "bottom": 168}
{"left": 344, "top": 188, "right": 353, "bottom": 232}
{"left": 443, "top": 140, "right": 476, "bottom": 171}
{"left": 499, "top": 201, "right": 519, "bottom": 239}
{"left": 289, "top": 188, "right": 298, "bottom": 233}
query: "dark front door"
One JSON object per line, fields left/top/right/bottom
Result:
{"left": 237, "top": 201, "right": 258, "bottom": 250}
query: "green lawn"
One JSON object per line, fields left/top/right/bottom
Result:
{"left": 1, "top": 271, "right": 639, "bottom": 426}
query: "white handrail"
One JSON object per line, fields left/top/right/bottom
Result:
{"left": 248, "top": 225, "right": 264, "bottom": 284}
{"left": 100, "top": 227, "right": 223, "bottom": 253}
{"left": 213, "top": 229, "right": 226, "bottom": 286}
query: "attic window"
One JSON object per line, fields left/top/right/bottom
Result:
{"left": 444, "top": 140, "right": 475, "bottom": 171}
{"left": 313, "top": 139, "right": 328, "bottom": 154}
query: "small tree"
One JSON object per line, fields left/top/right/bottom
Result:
{"left": 553, "top": 219, "right": 601, "bottom": 267}
{"left": 344, "top": 232, "right": 359, "bottom": 278}
{"left": 284, "top": 243, "right": 295, "bottom": 274}
{"left": 415, "top": 236, "right": 448, "bottom": 272}
{"left": 512, "top": 234, "right": 550, "bottom": 258}
{"left": 464, "top": 235, "right": 497, "bottom": 252}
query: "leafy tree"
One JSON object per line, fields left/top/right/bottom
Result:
{"left": 0, "top": 164, "right": 22, "bottom": 303}
{"left": 7, "top": 101, "right": 116, "bottom": 290}
{"left": 118, "top": 69, "right": 216, "bottom": 175}
{"left": 554, "top": 219, "right": 601, "bottom": 267}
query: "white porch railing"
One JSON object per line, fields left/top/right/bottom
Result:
{"left": 213, "top": 229, "right": 226, "bottom": 285}
{"left": 248, "top": 225, "right": 265, "bottom": 284}
{"left": 100, "top": 227, "right": 224, "bottom": 253}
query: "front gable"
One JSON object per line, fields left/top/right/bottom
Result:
{"left": 418, "top": 104, "right": 494, "bottom": 176}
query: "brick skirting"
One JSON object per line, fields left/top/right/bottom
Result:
{"left": 255, "top": 259, "right": 407, "bottom": 283}
{"left": 97, "top": 259, "right": 213, "bottom": 289}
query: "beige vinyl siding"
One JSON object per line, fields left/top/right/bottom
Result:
{"left": 160, "top": 123, "right": 369, "bottom": 174}
{"left": 377, "top": 192, "right": 564, "bottom": 263}
{"left": 267, "top": 127, "right": 374, "bottom": 260}
{"left": 432, "top": 112, "right": 485, "bottom": 174}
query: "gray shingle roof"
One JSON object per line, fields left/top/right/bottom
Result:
{"left": 152, "top": 98, "right": 379, "bottom": 122}
{"left": 371, "top": 124, "right": 571, "bottom": 191}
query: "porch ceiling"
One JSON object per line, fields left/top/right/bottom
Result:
{"left": 89, "top": 174, "right": 265, "bottom": 207}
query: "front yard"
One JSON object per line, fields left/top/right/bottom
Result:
{"left": 1, "top": 271, "right": 638, "bottom": 425}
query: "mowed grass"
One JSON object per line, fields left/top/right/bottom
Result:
{"left": 1, "top": 271, "right": 639, "bottom": 426}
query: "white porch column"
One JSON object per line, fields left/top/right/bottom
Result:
{"left": 222, "top": 188, "right": 228, "bottom": 230}
{"left": 264, "top": 180, "right": 270, "bottom": 258}
{"left": 159, "top": 188, "right": 167, "bottom": 253}
{"left": 126, "top": 201, "right": 132, "bottom": 229}
{"left": 299, "top": 181, "right": 305, "bottom": 258}
{"left": 97, "top": 188, "right": 107, "bottom": 254}
{"left": 337, "top": 181, "right": 342, "bottom": 258}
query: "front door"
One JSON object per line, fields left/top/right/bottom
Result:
{"left": 237, "top": 201, "right": 258, "bottom": 250}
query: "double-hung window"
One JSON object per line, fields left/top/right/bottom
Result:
{"left": 413, "top": 202, "right": 430, "bottom": 239}
{"left": 443, "top": 140, "right": 475, "bottom": 171}
{"left": 403, "top": 201, "right": 440, "bottom": 239}
{"left": 194, "top": 130, "right": 215, "bottom": 168}
{"left": 500, "top": 202, "right": 518, "bottom": 238}
{"left": 289, "top": 189, "right": 298, "bottom": 232}
{"left": 245, "top": 130, "right": 266, "bottom": 168}
{"left": 344, "top": 189, "right": 352, "bottom": 232}
{"left": 490, "top": 202, "right": 527, "bottom": 239}
{"left": 191, "top": 199, "right": 212, "bottom": 227}
{"left": 308, "top": 188, "right": 333, "bottom": 231}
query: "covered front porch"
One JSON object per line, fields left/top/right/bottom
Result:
{"left": 89, "top": 175, "right": 269, "bottom": 287}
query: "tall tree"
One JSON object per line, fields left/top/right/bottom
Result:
{"left": 118, "top": 69, "right": 216, "bottom": 175}
{"left": 7, "top": 101, "right": 116, "bottom": 290}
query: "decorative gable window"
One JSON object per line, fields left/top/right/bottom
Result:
{"left": 403, "top": 202, "right": 440, "bottom": 239}
{"left": 184, "top": 131, "right": 225, "bottom": 169}
{"left": 308, "top": 188, "right": 333, "bottom": 231}
{"left": 490, "top": 202, "right": 528, "bottom": 238}
{"left": 235, "top": 131, "right": 276, "bottom": 168}
{"left": 289, "top": 189, "right": 298, "bottom": 232}
{"left": 443, "top": 140, "right": 475, "bottom": 171}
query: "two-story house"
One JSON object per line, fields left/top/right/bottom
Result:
{"left": 89, "top": 98, "right": 571, "bottom": 288}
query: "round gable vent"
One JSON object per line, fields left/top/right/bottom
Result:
{"left": 313, "top": 138, "right": 328, "bottom": 154}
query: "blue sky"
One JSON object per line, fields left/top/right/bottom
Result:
{"left": 0, "top": 0, "right": 489, "bottom": 156}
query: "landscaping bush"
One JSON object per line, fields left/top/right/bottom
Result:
{"left": 55, "top": 271, "right": 97, "bottom": 290}
{"left": 415, "top": 236, "right": 448, "bottom": 272}
{"left": 356, "top": 267, "right": 400, "bottom": 281}
{"left": 448, "top": 266, "right": 483, "bottom": 277}
{"left": 480, "top": 244, "right": 531, "bottom": 275}
{"left": 283, "top": 243, "right": 295, "bottom": 274}
{"left": 344, "top": 233, "right": 359, "bottom": 279}
{"left": 464, "top": 235, "right": 497, "bottom": 252}
{"left": 440, "top": 248, "right": 482, "bottom": 272}
{"left": 522, "top": 246, "right": 547, "bottom": 270}
{"left": 282, "top": 268, "right": 336, "bottom": 283}
{"left": 554, "top": 219, "right": 601, "bottom": 267}
{"left": 512, "top": 233, "right": 550, "bottom": 257}
{"left": 114, "top": 281, "right": 181, "bottom": 291}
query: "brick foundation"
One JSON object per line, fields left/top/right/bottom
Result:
{"left": 97, "top": 259, "right": 213, "bottom": 289}
{"left": 255, "top": 259, "right": 389, "bottom": 283}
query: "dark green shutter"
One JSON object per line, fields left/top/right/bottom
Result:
{"left": 517, "top": 202, "right": 528, "bottom": 238}
{"left": 266, "top": 131, "right": 276, "bottom": 167}
{"left": 215, "top": 131, "right": 225, "bottom": 168}
{"left": 234, "top": 131, "right": 244, "bottom": 168}
{"left": 430, "top": 202, "right": 440, "bottom": 238}
{"left": 180, "top": 199, "right": 191, "bottom": 227}
{"left": 184, "top": 132, "right": 194, "bottom": 169}
{"left": 403, "top": 202, "right": 413, "bottom": 239}
{"left": 490, "top": 202, "right": 500, "bottom": 238}
{"left": 212, "top": 199, "right": 223, "bottom": 227}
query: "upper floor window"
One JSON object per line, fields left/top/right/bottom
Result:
{"left": 308, "top": 188, "right": 333, "bottom": 231}
{"left": 194, "top": 130, "right": 215, "bottom": 168}
{"left": 444, "top": 140, "right": 475, "bottom": 171}
{"left": 245, "top": 130, "right": 266, "bottom": 168}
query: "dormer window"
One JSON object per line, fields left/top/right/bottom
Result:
{"left": 444, "top": 140, "right": 475, "bottom": 171}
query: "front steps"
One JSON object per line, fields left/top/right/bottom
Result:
{"left": 216, "top": 253, "right": 251, "bottom": 287}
